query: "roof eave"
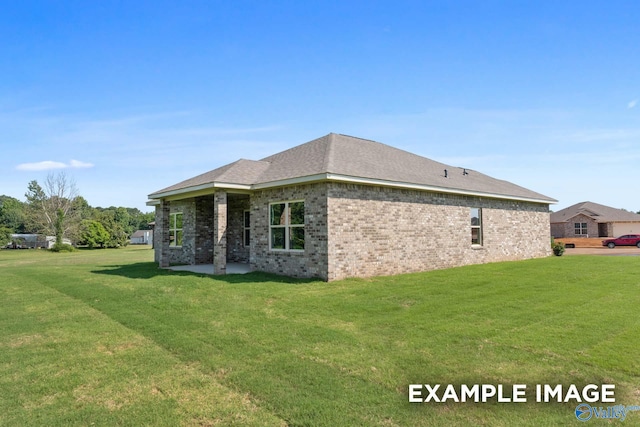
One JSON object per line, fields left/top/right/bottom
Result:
{"left": 149, "top": 173, "right": 556, "bottom": 205}
{"left": 148, "top": 182, "right": 252, "bottom": 200}
{"left": 252, "top": 173, "right": 328, "bottom": 190}
{"left": 326, "top": 174, "right": 557, "bottom": 204}
{"left": 254, "top": 173, "right": 556, "bottom": 204}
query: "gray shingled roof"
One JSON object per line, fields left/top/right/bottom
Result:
{"left": 130, "top": 230, "right": 151, "bottom": 239}
{"left": 550, "top": 201, "right": 640, "bottom": 223}
{"left": 151, "top": 159, "right": 270, "bottom": 195}
{"left": 149, "top": 133, "right": 556, "bottom": 203}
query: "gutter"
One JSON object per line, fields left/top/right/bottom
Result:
{"left": 148, "top": 173, "right": 556, "bottom": 205}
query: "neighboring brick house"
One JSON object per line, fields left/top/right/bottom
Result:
{"left": 550, "top": 201, "right": 640, "bottom": 238}
{"left": 148, "top": 133, "right": 556, "bottom": 281}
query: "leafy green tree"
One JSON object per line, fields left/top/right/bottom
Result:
{"left": 0, "top": 196, "right": 26, "bottom": 233}
{"left": 114, "top": 208, "right": 154, "bottom": 231}
{"left": 66, "top": 196, "right": 95, "bottom": 243}
{"left": 114, "top": 207, "right": 133, "bottom": 235}
{"left": 96, "top": 210, "right": 129, "bottom": 247}
{"left": 77, "top": 220, "right": 110, "bottom": 248}
{"left": 24, "top": 180, "right": 48, "bottom": 233}
{"left": 135, "top": 211, "right": 155, "bottom": 230}
{"left": 73, "top": 196, "right": 94, "bottom": 221}
{"left": 0, "top": 226, "right": 12, "bottom": 247}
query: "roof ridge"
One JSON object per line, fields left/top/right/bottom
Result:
{"left": 336, "top": 133, "right": 377, "bottom": 142}
{"left": 235, "top": 158, "right": 270, "bottom": 165}
{"left": 324, "top": 133, "right": 336, "bottom": 172}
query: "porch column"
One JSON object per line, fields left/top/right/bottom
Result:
{"left": 214, "top": 191, "right": 227, "bottom": 274}
{"left": 159, "top": 200, "right": 171, "bottom": 268}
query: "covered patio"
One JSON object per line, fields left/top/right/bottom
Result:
{"left": 154, "top": 191, "right": 251, "bottom": 275}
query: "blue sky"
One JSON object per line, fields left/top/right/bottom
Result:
{"left": 1, "top": 1, "right": 638, "bottom": 212}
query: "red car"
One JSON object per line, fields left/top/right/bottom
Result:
{"left": 602, "top": 234, "right": 640, "bottom": 248}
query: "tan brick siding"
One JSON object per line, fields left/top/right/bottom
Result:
{"left": 250, "top": 183, "right": 329, "bottom": 280}
{"left": 156, "top": 199, "right": 196, "bottom": 265}
{"left": 551, "top": 214, "right": 600, "bottom": 238}
{"left": 227, "top": 195, "right": 250, "bottom": 263}
{"left": 195, "top": 195, "right": 215, "bottom": 264}
{"left": 326, "top": 183, "right": 551, "bottom": 281}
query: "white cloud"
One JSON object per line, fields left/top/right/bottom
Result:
{"left": 69, "top": 159, "right": 94, "bottom": 168}
{"left": 628, "top": 99, "right": 638, "bottom": 109}
{"left": 16, "top": 161, "right": 68, "bottom": 171}
{"left": 16, "top": 160, "right": 94, "bottom": 171}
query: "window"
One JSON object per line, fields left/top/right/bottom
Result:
{"left": 169, "top": 212, "right": 183, "bottom": 247}
{"left": 270, "top": 201, "right": 304, "bottom": 250}
{"left": 574, "top": 222, "right": 588, "bottom": 235}
{"left": 470, "top": 208, "right": 482, "bottom": 245}
{"left": 244, "top": 210, "right": 250, "bottom": 246}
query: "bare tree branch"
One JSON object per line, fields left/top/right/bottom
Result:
{"left": 25, "top": 172, "right": 81, "bottom": 244}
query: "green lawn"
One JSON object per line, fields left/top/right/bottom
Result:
{"left": 1, "top": 247, "right": 639, "bottom": 426}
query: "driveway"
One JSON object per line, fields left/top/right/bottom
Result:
{"left": 564, "top": 247, "right": 640, "bottom": 256}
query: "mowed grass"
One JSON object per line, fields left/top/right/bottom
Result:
{"left": 1, "top": 247, "right": 639, "bottom": 426}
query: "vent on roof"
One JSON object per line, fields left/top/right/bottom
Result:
{"left": 463, "top": 168, "right": 468, "bottom": 175}
{"left": 444, "top": 169, "right": 448, "bottom": 178}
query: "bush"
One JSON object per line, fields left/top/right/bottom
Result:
{"left": 50, "top": 243, "right": 77, "bottom": 253}
{"left": 77, "top": 219, "right": 110, "bottom": 248}
{"left": 0, "top": 227, "right": 12, "bottom": 248}
{"left": 552, "top": 241, "right": 565, "bottom": 256}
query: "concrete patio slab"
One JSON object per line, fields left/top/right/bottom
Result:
{"left": 166, "top": 263, "right": 251, "bottom": 275}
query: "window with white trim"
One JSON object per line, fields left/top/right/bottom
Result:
{"left": 574, "top": 222, "right": 587, "bottom": 235}
{"left": 243, "top": 210, "right": 250, "bottom": 246}
{"left": 470, "top": 208, "right": 482, "bottom": 245}
{"left": 270, "top": 201, "right": 304, "bottom": 250}
{"left": 169, "top": 212, "right": 183, "bottom": 247}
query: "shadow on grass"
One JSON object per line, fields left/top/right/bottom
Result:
{"left": 91, "top": 262, "right": 317, "bottom": 284}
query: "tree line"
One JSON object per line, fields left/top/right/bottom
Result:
{"left": 0, "top": 172, "right": 154, "bottom": 249}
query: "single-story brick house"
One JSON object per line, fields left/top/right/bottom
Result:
{"left": 550, "top": 201, "right": 640, "bottom": 238}
{"left": 148, "top": 133, "right": 556, "bottom": 281}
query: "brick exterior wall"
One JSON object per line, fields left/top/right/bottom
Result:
{"left": 250, "top": 183, "right": 328, "bottom": 279}
{"left": 227, "top": 194, "right": 250, "bottom": 263}
{"left": 155, "top": 199, "right": 197, "bottom": 265}
{"left": 155, "top": 201, "right": 170, "bottom": 266}
{"left": 551, "top": 214, "right": 599, "bottom": 238}
{"left": 153, "top": 196, "right": 216, "bottom": 265}
{"left": 550, "top": 222, "right": 564, "bottom": 238}
{"left": 213, "top": 191, "right": 227, "bottom": 274}
{"left": 195, "top": 196, "right": 215, "bottom": 264}
{"left": 325, "top": 183, "right": 551, "bottom": 281}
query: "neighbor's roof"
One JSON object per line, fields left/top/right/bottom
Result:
{"left": 149, "top": 133, "right": 556, "bottom": 204}
{"left": 550, "top": 201, "right": 640, "bottom": 223}
{"left": 130, "top": 230, "right": 152, "bottom": 238}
